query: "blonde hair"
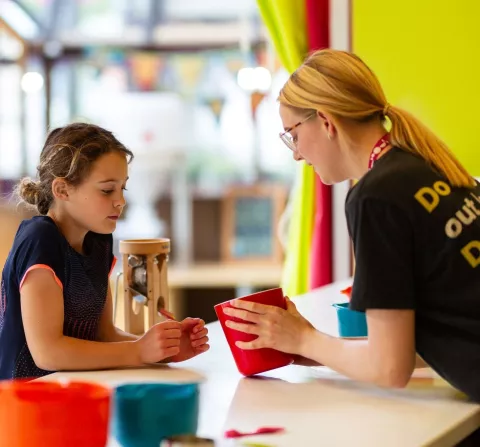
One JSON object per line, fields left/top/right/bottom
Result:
{"left": 279, "top": 49, "right": 475, "bottom": 188}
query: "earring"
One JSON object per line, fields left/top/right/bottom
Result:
{"left": 327, "top": 133, "right": 332, "bottom": 141}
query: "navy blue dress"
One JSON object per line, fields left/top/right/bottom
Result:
{"left": 0, "top": 216, "right": 115, "bottom": 379}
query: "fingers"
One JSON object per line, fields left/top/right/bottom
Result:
{"left": 223, "top": 307, "right": 261, "bottom": 323}
{"left": 160, "top": 337, "right": 181, "bottom": 349}
{"left": 192, "top": 320, "right": 206, "bottom": 334}
{"left": 163, "top": 346, "right": 181, "bottom": 358}
{"left": 162, "top": 328, "right": 182, "bottom": 339}
{"left": 158, "top": 335, "right": 181, "bottom": 359}
{"left": 155, "top": 321, "right": 182, "bottom": 330}
{"left": 181, "top": 318, "right": 207, "bottom": 338}
{"left": 225, "top": 320, "right": 260, "bottom": 335}
{"left": 182, "top": 317, "right": 200, "bottom": 325}
{"left": 151, "top": 322, "right": 182, "bottom": 340}
{"left": 191, "top": 328, "right": 208, "bottom": 340}
{"left": 191, "top": 335, "right": 209, "bottom": 348}
{"left": 235, "top": 339, "right": 263, "bottom": 350}
{"left": 228, "top": 299, "right": 272, "bottom": 314}
{"left": 286, "top": 299, "right": 298, "bottom": 313}
{"left": 194, "top": 344, "right": 210, "bottom": 354}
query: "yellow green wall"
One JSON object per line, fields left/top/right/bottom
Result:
{"left": 353, "top": 0, "right": 480, "bottom": 176}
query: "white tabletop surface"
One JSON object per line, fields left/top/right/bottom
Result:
{"left": 41, "top": 280, "right": 480, "bottom": 447}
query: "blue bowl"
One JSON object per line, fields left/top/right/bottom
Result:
{"left": 112, "top": 383, "right": 199, "bottom": 447}
{"left": 332, "top": 302, "right": 368, "bottom": 337}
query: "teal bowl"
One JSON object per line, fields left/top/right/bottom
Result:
{"left": 112, "top": 383, "right": 199, "bottom": 447}
{"left": 332, "top": 302, "right": 368, "bottom": 337}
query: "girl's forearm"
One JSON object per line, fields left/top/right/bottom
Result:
{"left": 104, "top": 327, "right": 140, "bottom": 342}
{"left": 35, "top": 336, "right": 141, "bottom": 372}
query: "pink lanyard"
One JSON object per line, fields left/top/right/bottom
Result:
{"left": 368, "top": 134, "right": 390, "bottom": 170}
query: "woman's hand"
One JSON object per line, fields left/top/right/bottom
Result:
{"left": 223, "top": 297, "right": 315, "bottom": 355}
{"left": 169, "top": 318, "right": 210, "bottom": 363}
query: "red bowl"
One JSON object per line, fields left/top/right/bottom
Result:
{"left": 215, "top": 288, "right": 294, "bottom": 376}
{"left": 0, "top": 380, "right": 111, "bottom": 447}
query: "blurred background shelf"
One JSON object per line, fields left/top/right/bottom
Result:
{"left": 168, "top": 261, "right": 282, "bottom": 289}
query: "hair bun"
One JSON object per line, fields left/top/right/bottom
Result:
{"left": 17, "top": 178, "right": 40, "bottom": 206}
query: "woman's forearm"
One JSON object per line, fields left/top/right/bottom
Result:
{"left": 295, "top": 347, "right": 427, "bottom": 370}
{"left": 415, "top": 354, "right": 428, "bottom": 368}
{"left": 293, "top": 355, "right": 322, "bottom": 367}
{"left": 299, "top": 329, "right": 413, "bottom": 387}
{"left": 35, "top": 336, "right": 141, "bottom": 372}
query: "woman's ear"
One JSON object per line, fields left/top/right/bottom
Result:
{"left": 51, "top": 178, "right": 70, "bottom": 201}
{"left": 316, "top": 110, "right": 337, "bottom": 140}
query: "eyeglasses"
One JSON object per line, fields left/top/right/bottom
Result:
{"left": 279, "top": 113, "right": 316, "bottom": 151}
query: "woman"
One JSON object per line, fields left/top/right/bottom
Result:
{"left": 224, "top": 49, "right": 480, "bottom": 405}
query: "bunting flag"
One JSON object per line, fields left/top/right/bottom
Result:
{"left": 170, "top": 55, "right": 207, "bottom": 98}
{"left": 205, "top": 97, "right": 225, "bottom": 126}
{"left": 128, "top": 52, "right": 164, "bottom": 91}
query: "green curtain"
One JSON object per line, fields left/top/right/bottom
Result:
{"left": 257, "top": 0, "right": 316, "bottom": 297}
{"left": 257, "top": 0, "right": 307, "bottom": 72}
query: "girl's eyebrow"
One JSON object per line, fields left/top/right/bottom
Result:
{"left": 97, "top": 177, "right": 129, "bottom": 184}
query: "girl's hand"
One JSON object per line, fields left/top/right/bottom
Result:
{"left": 135, "top": 321, "right": 182, "bottom": 364}
{"left": 223, "top": 297, "right": 315, "bottom": 355}
{"left": 170, "top": 318, "right": 210, "bottom": 363}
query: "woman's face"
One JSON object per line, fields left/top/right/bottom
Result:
{"left": 279, "top": 104, "right": 348, "bottom": 184}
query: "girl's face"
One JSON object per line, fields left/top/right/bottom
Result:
{"left": 64, "top": 152, "right": 128, "bottom": 234}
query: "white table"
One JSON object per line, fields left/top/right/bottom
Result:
{"left": 42, "top": 280, "right": 480, "bottom": 446}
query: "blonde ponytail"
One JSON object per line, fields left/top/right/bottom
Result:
{"left": 387, "top": 106, "right": 475, "bottom": 188}
{"left": 280, "top": 49, "right": 476, "bottom": 189}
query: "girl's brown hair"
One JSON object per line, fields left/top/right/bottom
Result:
{"left": 279, "top": 49, "right": 475, "bottom": 188}
{"left": 16, "top": 122, "right": 134, "bottom": 215}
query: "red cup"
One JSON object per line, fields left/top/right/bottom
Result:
{"left": 0, "top": 380, "right": 111, "bottom": 447}
{"left": 214, "top": 287, "right": 294, "bottom": 376}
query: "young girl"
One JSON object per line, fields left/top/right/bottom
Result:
{"left": 0, "top": 123, "right": 209, "bottom": 380}
{"left": 225, "top": 50, "right": 480, "bottom": 403}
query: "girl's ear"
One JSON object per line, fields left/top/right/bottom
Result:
{"left": 51, "top": 178, "right": 70, "bottom": 201}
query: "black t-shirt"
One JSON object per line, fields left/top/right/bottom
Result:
{"left": 346, "top": 147, "right": 480, "bottom": 401}
{"left": 0, "top": 216, "right": 115, "bottom": 380}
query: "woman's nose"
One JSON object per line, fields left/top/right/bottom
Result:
{"left": 293, "top": 151, "right": 304, "bottom": 162}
